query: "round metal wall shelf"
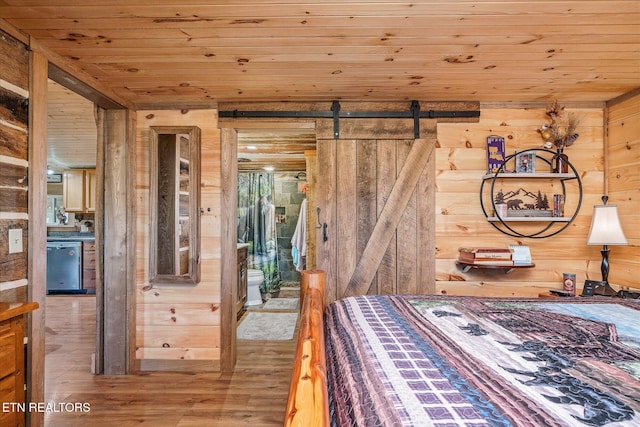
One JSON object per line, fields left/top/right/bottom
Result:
{"left": 480, "top": 148, "right": 583, "bottom": 238}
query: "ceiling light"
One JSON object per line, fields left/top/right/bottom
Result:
{"left": 264, "top": 166, "right": 274, "bottom": 171}
{"left": 246, "top": 145, "right": 257, "bottom": 150}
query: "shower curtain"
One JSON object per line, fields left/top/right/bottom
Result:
{"left": 237, "top": 172, "right": 280, "bottom": 295}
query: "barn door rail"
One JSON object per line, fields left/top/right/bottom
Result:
{"left": 219, "top": 101, "right": 480, "bottom": 139}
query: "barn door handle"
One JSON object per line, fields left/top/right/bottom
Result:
{"left": 316, "top": 207, "right": 328, "bottom": 241}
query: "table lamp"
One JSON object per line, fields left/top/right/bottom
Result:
{"left": 586, "top": 196, "right": 627, "bottom": 296}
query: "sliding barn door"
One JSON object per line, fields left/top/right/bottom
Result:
{"left": 316, "top": 136, "right": 436, "bottom": 304}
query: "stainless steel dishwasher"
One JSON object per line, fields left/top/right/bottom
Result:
{"left": 46, "top": 241, "right": 84, "bottom": 294}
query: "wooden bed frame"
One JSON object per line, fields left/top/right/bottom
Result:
{"left": 284, "top": 270, "right": 329, "bottom": 427}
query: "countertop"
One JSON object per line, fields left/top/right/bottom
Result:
{"left": 0, "top": 301, "right": 39, "bottom": 322}
{"left": 47, "top": 232, "right": 95, "bottom": 242}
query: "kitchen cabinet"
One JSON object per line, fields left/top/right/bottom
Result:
{"left": 82, "top": 241, "right": 96, "bottom": 294}
{"left": 63, "top": 169, "right": 85, "bottom": 212}
{"left": 63, "top": 169, "right": 96, "bottom": 213}
{"left": 0, "top": 302, "right": 39, "bottom": 427}
{"left": 84, "top": 169, "right": 96, "bottom": 212}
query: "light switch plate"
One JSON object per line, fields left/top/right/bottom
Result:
{"left": 9, "top": 228, "right": 23, "bottom": 254}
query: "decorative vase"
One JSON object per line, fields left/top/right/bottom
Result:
{"left": 552, "top": 148, "right": 569, "bottom": 173}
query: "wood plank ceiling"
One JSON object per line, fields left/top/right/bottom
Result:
{"left": 47, "top": 79, "right": 97, "bottom": 171}
{"left": 2, "top": 1, "right": 638, "bottom": 171}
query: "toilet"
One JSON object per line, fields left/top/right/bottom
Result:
{"left": 246, "top": 269, "right": 264, "bottom": 306}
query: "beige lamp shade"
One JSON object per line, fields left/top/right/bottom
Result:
{"left": 586, "top": 204, "right": 628, "bottom": 245}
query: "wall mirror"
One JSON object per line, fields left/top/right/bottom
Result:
{"left": 149, "top": 126, "right": 201, "bottom": 284}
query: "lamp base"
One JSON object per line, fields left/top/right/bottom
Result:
{"left": 593, "top": 281, "right": 618, "bottom": 297}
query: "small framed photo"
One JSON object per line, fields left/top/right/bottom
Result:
{"left": 581, "top": 280, "right": 601, "bottom": 297}
{"left": 47, "top": 173, "right": 63, "bottom": 183}
{"left": 515, "top": 150, "right": 536, "bottom": 173}
{"left": 486, "top": 135, "right": 506, "bottom": 173}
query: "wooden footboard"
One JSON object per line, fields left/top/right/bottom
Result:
{"left": 283, "top": 270, "right": 330, "bottom": 427}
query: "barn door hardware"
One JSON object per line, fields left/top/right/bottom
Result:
{"left": 332, "top": 100, "right": 341, "bottom": 139}
{"left": 316, "top": 207, "right": 322, "bottom": 228}
{"left": 219, "top": 101, "right": 480, "bottom": 139}
{"left": 316, "top": 207, "right": 328, "bottom": 242}
{"left": 411, "top": 100, "right": 420, "bottom": 139}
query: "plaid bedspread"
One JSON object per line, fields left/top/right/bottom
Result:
{"left": 325, "top": 295, "right": 640, "bottom": 426}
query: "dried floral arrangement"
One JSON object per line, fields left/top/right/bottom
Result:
{"left": 537, "top": 100, "right": 580, "bottom": 150}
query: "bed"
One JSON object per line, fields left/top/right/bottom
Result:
{"left": 285, "top": 271, "right": 640, "bottom": 426}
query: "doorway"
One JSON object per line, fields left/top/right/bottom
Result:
{"left": 44, "top": 79, "right": 99, "bottom": 396}
{"left": 220, "top": 122, "right": 316, "bottom": 370}
{"left": 236, "top": 127, "right": 315, "bottom": 290}
{"left": 40, "top": 63, "right": 132, "bottom": 382}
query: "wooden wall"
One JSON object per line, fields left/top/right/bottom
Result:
{"left": 435, "top": 107, "right": 606, "bottom": 296}
{"left": 607, "top": 92, "right": 640, "bottom": 289}
{"left": 0, "top": 31, "right": 29, "bottom": 302}
{"left": 135, "top": 109, "right": 222, "bottom": 369}
{"left": 311, "top": 105, "right": 615, "bottom": 300}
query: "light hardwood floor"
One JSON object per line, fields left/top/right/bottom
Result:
{"left": 44, "top": 295, "right": 298, "bottom": 426}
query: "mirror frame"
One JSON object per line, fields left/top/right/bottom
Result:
{"left": 149, "top": 126, "right": 201, "bottom": 284}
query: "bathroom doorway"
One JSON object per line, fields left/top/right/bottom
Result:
{"left": 235, "top": 129, "right": 315, "bottom": 346}
{"left": 236, "top": 127, "right": 316, "bottom": 302}
{"left": 219, "top": 122, "right": 316, "bottom": 370}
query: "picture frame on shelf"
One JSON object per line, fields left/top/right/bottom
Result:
{"left": 486, "top": 135, "right": 506, "bottom": 173}
{"left": 515, "top": 150, "right": 536, "bottom": 173}
{"left": 581, "top": 280, "right": 602, "bottom": 297}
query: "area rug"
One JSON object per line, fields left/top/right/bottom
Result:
{"left": 237, "top": 312, "right": 298, "bottom": 341}
{"left": 263, "top": 297, "right": 299, "bottom": 311}
{"left": 279, "top": 281, "right": 300, "bottom": 289}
